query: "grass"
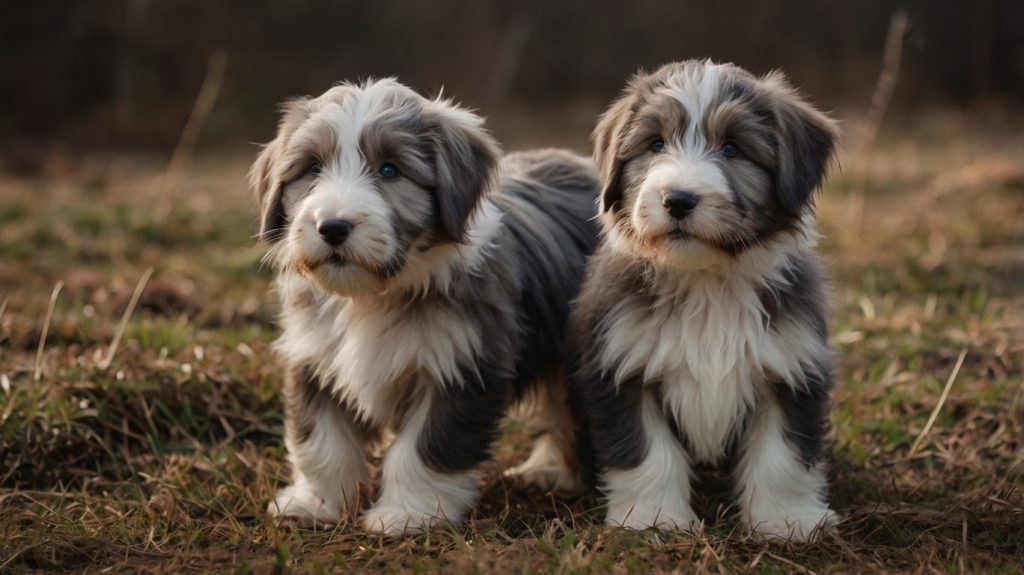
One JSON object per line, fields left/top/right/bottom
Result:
{"left": 1, "top": 113, "right": 1023, "bottom": 573}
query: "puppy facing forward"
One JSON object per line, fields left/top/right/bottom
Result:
{"left": 250, "top": 78, "right": 599, "bottom": 534}
{"left": 572, "top": 60, "right": 839, "bottom": 541}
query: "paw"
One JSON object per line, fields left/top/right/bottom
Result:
{"left": 267, "top": 484, "right": 343, "bottom": 525}
{"left": 503, "top": 462, "right": 582, "bottom": 495}
{"left": 504, "top": 434, "right": 583, "bottom": 494}
{"left": 747, "top": 507, "right": 838, "bottom": 542}
{"left": 606, "top": 500, "right": 699, "bottom": 531}
{"left": 361, "top": 505, "right": 444, "bottom": 536}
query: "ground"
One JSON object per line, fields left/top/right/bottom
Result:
{"left": 1, "top": 111, "right": 1022, "bottom": 573}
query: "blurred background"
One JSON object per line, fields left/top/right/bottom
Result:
{"left": 2, "top": 3, "right": 1023, "bottom": 571}
{"left": 2, "top": 0, "right": 1022, "bottom": 157}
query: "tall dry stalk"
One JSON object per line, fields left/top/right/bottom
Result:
{"left": 98, "top": 267, "right": 154, "bottom": 371}
{"left": 908, "top": 348, "right": 968, "bottom": 458}
{"left": 33, "top": 281, "right": 64, "bottom": 382}
{"left": 154, "top": 50, "right": 228, "bottom": 228}
{"left": 848, "top": 11, "right": 908, "bottom": 230}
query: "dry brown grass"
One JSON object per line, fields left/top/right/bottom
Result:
{"left": 1, "top": 112, "right": 1022, "bottom": 573}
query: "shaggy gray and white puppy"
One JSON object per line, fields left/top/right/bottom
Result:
{"left": 572, "top": 60, "right": 839, "bottom": 541}
{"left": 250, "top": 78, "right": 598, "bottom": 534}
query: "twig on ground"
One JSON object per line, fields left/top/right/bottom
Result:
{"left": 765, "top": 551, "right": 819, "bottom": 575}
{"left": 33, "top": 281, "right": 64, "bottom": 382}
{"left": 908, "top": 348, "right": 968, "bottom": 458}
{"left": 99, "top": 267, "right": 154, "bottom": 371}
{"left": 0, "top": 540, "right": 53, "bottom": 572}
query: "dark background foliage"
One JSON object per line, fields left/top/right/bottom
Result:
{"left": 2, "top": 0, "right": 1021, "bottom": 149}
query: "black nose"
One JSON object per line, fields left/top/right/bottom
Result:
{"left": 317, "top": 219, "right": 354, "bottom": 246}
{"left": 663, "top": 190, "right": 699, "bottom": 219}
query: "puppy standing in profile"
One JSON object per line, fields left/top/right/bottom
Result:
{"left": 572, "top": 60, "right": 839, "bottom": 540}
{"left": 250, "top": 78, "right": 598, "bottom": 534}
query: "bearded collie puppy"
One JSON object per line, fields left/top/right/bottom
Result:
{"left": 571, "top": 60, "right": 839, "bottom": 541}
{"left": 251, "top": 78, "right": 598, "bottom": 535}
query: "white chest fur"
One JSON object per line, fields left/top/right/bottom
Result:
{"left": 597, "top": 226, "right": 830, "bottom": 463}
{"left": 599, "top": 270, "right": 769, "bottom": 463}
{"left": 275, "top": 275, "right": 482, "bottom": 425}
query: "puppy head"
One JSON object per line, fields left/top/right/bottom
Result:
{"left": 250, "top": 78, "right": 499, "bottom": 296}
{"left": 593, "top": 60, "right": 838, "bottom": 266}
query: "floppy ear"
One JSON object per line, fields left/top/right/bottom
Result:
{"left": 763, "top": 72, "right": 839, "bottom": 217}
{"left": 249, "top": 137, "right": 286, "bottom": 242}
{"left": 426, "top": 101, "right": 500, "bottom": 243}
{"left": 592, "top": 75, "right": 648, "bottom": 214}
{"left": 248, "top": 98, "right": 310, "bottom": 243}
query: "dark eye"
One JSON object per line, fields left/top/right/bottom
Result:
{"left": 379, "top": 162, "right": 399, "bottom": 179}
{"left": 651, "top": 139, "right": 667, "bottom": 153}
{"left": 308, "top": 159, "right": 323, "bottom": 176}
{"left": 722, "top": 142, "right": 739, "bottom": 158}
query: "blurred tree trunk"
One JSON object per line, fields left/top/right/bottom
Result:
{"left": 114, "top": 0, "right": 148, "bottom": 136}
{"left": 969, "top": 0, "right": 995, "bottom": 104}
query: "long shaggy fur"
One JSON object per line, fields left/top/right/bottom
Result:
{"left": 251, "top": 78, "right": 599, "bottom": 535}
{"left": 572, "top": 60, "right": 840, "bottom": 541}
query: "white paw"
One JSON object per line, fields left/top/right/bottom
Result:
{"left": 606, "top": 500, "right": 700, "bottom": 531}
{"left": 747, "top": 508, "right": 838, "bottom": 542}
{"left": 504, "top": 434, "right": 582, "bottom": 494}
{"left": 361, "top": 505, "right": 444, "bottom": 536}
{"left": 504, "top": 462, "right": 581, "bottom": 494}
{"left": 267, "top": 484, "right": 342, "bottom": 525}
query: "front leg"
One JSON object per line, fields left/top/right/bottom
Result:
{"left": 587, "top": 375, "right": 697, "bottom": 531}
{"left": 735, "top": 371, "right": 837, "bottom": 541}
{"left": 268, "top": 366, "right": 371, "bottom": 524}
{"left": 604, "top": 392, "right": 698, "bottom": 530}
{"left": 363, "top": 369, "right": 509, "bottom": 535}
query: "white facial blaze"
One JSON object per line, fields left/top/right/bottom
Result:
{"left": 632, "top": 154, "right": 732, "bottom": 242}
{"left": 298, "top": 172, "right": 395, "bottom": 254}
{"left": 661, "top": 59, "right": 723, "bottom": 151}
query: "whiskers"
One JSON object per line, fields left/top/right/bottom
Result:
{"left": 259, "top": 241, "right": 288, "bottom": 271}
